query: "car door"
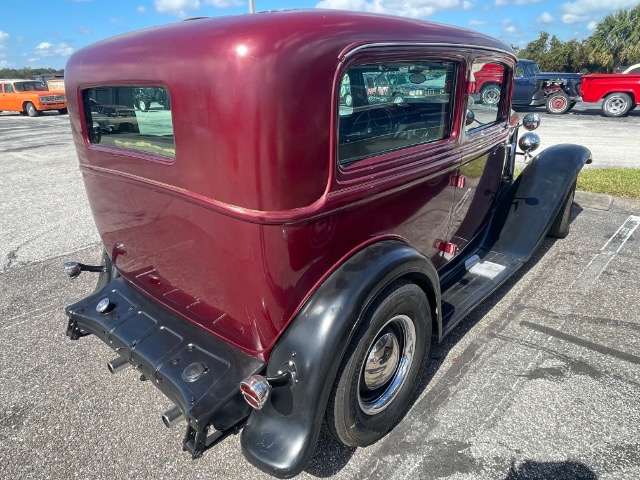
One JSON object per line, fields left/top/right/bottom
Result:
{"left": 0, "top": 83, "right": 12, "bottom": 111}
{"left": 513, "top": 63, "right": 536, "bottom": 105}
{"left": 447, "top": 59, "right": 511, "bottom": 255}
{"left": 335, "top": 55, "right": 462, "bottom": 270}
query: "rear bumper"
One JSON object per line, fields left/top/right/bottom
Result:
{"left": 65, "top": 277, "right": 265, "bottom": 457}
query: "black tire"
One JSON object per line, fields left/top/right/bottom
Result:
{"left": 545, "top": 91, "right": 571, "bottom": 114}
{"left": 602, "top": 93, "right": 632, "bottom": 117}
{"left": 480, "top": 84, "right": 501, "bottom": 105}
{"left": 138, "top": 98, "right": 150, "bottom": 111}
{"left": 58, "top": 108, "right": 68, "bottom": 115}
{"left": 324, "top": 280, "right": 431, "bottom": 447}
{"left": 566, "top": 101, "right": 576, "bottom": 112}
{"left": 548, "top": 181, "right": 576, "bottom": 239}
{"left": 25, "top": 102, "right": 40, "bottom": 117}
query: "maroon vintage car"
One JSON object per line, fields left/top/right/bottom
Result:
{"left": 62, "top": 10, "right": 591, "bottom": 478}
{"left": 580, "top": 72, "right": 640, "bottom": 117}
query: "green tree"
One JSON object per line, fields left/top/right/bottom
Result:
{"left": 587, "top": 4, "right": 640, "bottom": 71}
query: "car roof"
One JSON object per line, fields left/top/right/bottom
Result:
{"left": 622, "top": 63, "right": 640, "bottom": 73}
{"left": 66, "top": 9, "right": 516, "bottom": 212}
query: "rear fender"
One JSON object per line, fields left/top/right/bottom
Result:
{"left": 240, "top": 240, "right": 440, "bottom": 478}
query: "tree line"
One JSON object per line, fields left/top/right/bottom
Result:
{"left": 515, "top": 4, "right": 640, "bottom": 73}
{"left": 0, "top": 67, "right": 64, "bottom": 80}
{"left": 2, "top": 4, "right": 639, "bottom": 77}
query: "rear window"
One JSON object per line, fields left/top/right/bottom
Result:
{"left": 83, "top": 86, "right": 174, "bottom": 159}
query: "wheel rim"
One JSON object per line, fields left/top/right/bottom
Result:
{"left": 27, "top": 104, "right": 35, "bottom": 115}
{"left": 550, "top": 96, "right": 567, "bottom": 111}
{"left": 607, "top": 97, "right": 627, "bottom": 115}
{"left": 482, "top": 87, "right": 499, "bottom": 105}
{"left": 358, "top": 314, "right": 416, "bottom": 415}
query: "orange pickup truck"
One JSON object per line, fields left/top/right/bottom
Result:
{"left": 0, "top": 79, "right": 67, "bottom": 116}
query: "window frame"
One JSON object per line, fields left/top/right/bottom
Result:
{"left": 335, "top": 48, "right": 465, "bottom": 184}
{"left": 81, "top": 84, "right": 176, "bottom": 165}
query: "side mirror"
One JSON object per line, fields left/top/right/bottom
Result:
{"left": 465, "top": 109, "right": 475, "bottom": 126}
{"left": 522, "top": 113, "right": 540, "bottom": 131}
{"left": 518, "top": 132, "right": 541, "bottom": 154}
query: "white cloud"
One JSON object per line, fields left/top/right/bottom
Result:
{"left": 0, "top": 60, "right": 9, "bottom": 68}
{"left": 561, "top": 13, "right": 589, "bottom": 24}
{"left": 463, "top": 1, "right": 473, "bottom": 9}
{"left": 495, "top": 0, "right": 508, "bottom": 6}
{"left": 587, "top": 20, "right": 598, "bottom": 30}
{"left": 537, "top": 12, "right": 553, "bottom": 24}
{"left": 137, "top": 5, "right": 147, "bottom": 13}
{"left": 204, "top": 0, "right": 243, "bottom": 6}
{"left": 505, "top": 25, "right": 517, "bottom": 34}
{"left": 315, "top": 0, "right": 467, "bottom": 18}
{"left": 35, "top": 42, "right": 75, "bottom": 57}
{"left": 560, "top": 0, "right": 639, "bottom": 16}
{"left": 468, "top": 19, "right": 488, "bottom": 26}
{"left": 155, "top": 0, "right": 201, "bottom": 18}
{"left": 0, "top": 30, "right": 8, "bottom": 55}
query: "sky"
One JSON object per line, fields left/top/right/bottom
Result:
{"left": 1, "top": 0, "right": 639, "bottom": 70}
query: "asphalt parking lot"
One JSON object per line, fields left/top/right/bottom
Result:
{"left": 1, "top": 108, "right": 639, "bottom": 479}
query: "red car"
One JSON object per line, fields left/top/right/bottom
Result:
{"left": 63, "top": 10, "right": 591, "bottom": 478}
{"left": 580, "top": 72, "right": 640, "bottom": 117}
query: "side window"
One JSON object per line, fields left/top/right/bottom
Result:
{"left": 466, "top": 61, "right": 507, "bottom": 134}
{"left": 629, "top": 67, "right": 640, "bottom": 74}
{"left": 338, "top": 61, "right": 456, "bottom": 165}
{"left": 515, "top": 66, "right": 524, "bottom": 78}
{"left": 4, "top": 83, "right": 13, "bottom": 93}
{"left": 83, "top": 86, "right": 175, "bottom": 159}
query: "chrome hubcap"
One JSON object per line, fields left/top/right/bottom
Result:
{"left": 483, "top": 88, "right": 499, "bottom": 104}
{"left": 364, "top": 333, "right": 400, "bottom": 389}
{"left": 358, "top": 314, "right": 416, "bottom": 415}
{"left": 608, "top": 98, "right": 626, "bottom": 114}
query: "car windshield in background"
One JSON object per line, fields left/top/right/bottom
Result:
{"left": 14, "top": 81, "right": 47, "bottom": 92}
{"left": 83, "top": 86, "right": 175, "bottom": 160}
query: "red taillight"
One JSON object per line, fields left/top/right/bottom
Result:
{"left": 240, "top": 375, "right": 270, "bottom": 410}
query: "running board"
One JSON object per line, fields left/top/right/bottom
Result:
{"left": 440, "top": 250, "right": 523, "bottom": 337}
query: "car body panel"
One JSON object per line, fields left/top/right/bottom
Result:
{"left": 580, "top": 73, "right": 640, "bottom": 103}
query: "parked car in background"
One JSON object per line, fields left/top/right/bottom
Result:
{"left": 580, "top": 72, "right": 640, "bottom": 116}
{"left": 133, "top": 87, "right": 170, "bottom": 110}
{"left": 62, "top": 10, "right": 591, "bottom": 478}
{"left": 33, "top": 74, "right": 65, "bottom": 91}
{"left": 91, "top": 104, "right": 139, "bottom": 133}
{"left": 614, "top": 63, "right": 640, "bottom": 74}
{"left": 0, "top": 78, "right": 67, "bottom": 116}
{"left": 473, "top": 59, "right": 582, "bottom": 114}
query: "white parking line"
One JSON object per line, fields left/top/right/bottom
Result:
{"left": 572, "top": 215, "right": 640, "bottom": 292}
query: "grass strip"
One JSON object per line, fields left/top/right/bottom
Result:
{"left": 576, "top": 168, "right": 640, "bottom": 199}
{"left": 515, "top": 168, "right": 640, "bottom": 199}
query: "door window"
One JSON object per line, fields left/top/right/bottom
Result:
{"left": 466, "top": 61, "right": 507, "bottom": 133}
{"left": 338, "top": 61, "right": 456, "bottom": 165}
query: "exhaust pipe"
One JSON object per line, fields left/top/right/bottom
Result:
{"left": 162, "top": 406, "right": 184, "bottom": 428}
{"left": 107, "top": 356, "right": 129, "bottom": 374}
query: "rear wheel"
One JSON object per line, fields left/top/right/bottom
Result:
{"left": 548, "top": 181, "right": 576, "bottom": 239}
{"left": 324, "top": 280, "right": 431, "bottom": 447}
{"left": 602, "top": 93, "right": 632, "bottom": 117}
{"left": 545, "top": 91, "right": 571, "bottom": 114}
{"left": 480, "top": 84, "right": 501, "bottom": 105}
{"left": 25, "top": 102, "right": 40, "bottom": 117}
{"left": 138, "top": 98, "right": 150, "bottom": 111}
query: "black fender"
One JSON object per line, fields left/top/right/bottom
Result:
{"left": 484, "top": 143, "right": 592, "bottom": 259}
{"left": 240, "top": 240, "right": 440, "bottom": 478}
